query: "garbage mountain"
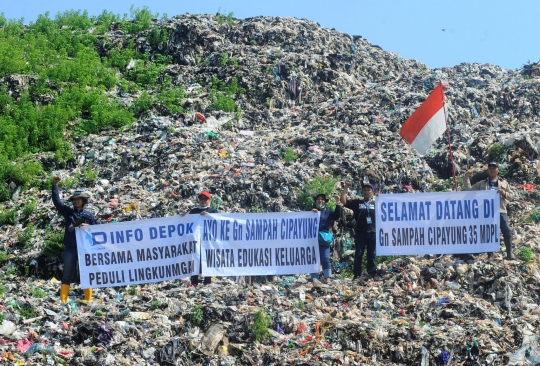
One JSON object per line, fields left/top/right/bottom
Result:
{"left": 0, "top": 12, "right": 540, "bottom": 365}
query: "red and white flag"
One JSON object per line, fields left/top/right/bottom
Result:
{"left": 400, "top": 83, "right": 447, "bottom": 154}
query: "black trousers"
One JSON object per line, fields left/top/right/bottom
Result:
{"left": 191, "top": 258, "right": 211, "bottom": 285}
{"left": 353, "top": 231, "right": 376, "bottom": 276}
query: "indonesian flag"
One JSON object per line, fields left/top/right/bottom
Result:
{"left": 400, "top": 83, "right": 447, "bottom": 154}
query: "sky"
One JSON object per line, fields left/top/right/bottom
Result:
{"left": 3, "top": 0, "right": 538, "bottom": 70}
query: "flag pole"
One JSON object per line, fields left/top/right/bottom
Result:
{"left": 441, "top": 83, "right": 459, "bottom": 191}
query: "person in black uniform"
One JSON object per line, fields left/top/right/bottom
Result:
{"left": 181, "top": 191, "right": 217, "bottom": 286}
{"left": 51, "top": 176, "right": 97, "bottom": 302}
{"left": 340, "top": 181, "right": 376, "bottom": 280}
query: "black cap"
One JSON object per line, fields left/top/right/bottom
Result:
{"left": 488, "top": 161, "right": 499, "bottom": 167}
{"left": 362, "top": 183, "right": 373, "bottom": 189}
{"left": 314, "top": 193, "right": 327, "bottom": 201}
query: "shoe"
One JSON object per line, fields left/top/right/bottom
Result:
{"left": 83, "top": 288, "right": 93, "bottom": 302}
{"left": 504, "top": 238, "right": 515, "bottom": 260}
{"left": 60, "top": 284, "right": 70, "bottom": 303}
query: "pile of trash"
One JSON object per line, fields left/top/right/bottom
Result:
{"left": 0, "top": 13, "right": 540, "bottom": 365}
{"left": 1, "top": 256, "right": 540, "bottom": 365}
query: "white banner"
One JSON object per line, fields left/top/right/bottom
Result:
{"left": 376, "top": 191, "right": 501, "bottom": 255}
{"left": 76, "top": 215, "right": 201, "bottom": 288}
{"left": 201, "top": 212, "right": 320, "bottom": 276}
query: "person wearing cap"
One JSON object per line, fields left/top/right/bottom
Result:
{"left": 51, "top": 176, "right": 97, "bottom": 303}
{"left": 340, "top": 181, "right": 377, "bottom": 279}
{"left": 310, "top": 194, "right": 342, "bottom": 283}
{"left": 181, "top": 191, "right": 217, "bottom": 286}
{"left": 464, "top": 162, "right": 515, "bottom": 259}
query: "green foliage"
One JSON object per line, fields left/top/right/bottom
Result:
{"left": 58, "top": 174, "right": 80, "bottom": 190}
{"left": 0, "top": 185, "right": 10, "bottom": 202}
{"left": 0, "top": 157, "right": 44, "bottom": 189}
{"left": 148, "top": 27, "right": 168, "bottom": 47}
{"left": 213, "top": 94, "right": 236, "bottom": 112}
{"left": 250, "top": 308, "right": 271, "bottom": 342}
{"left": 216, "top": 11, "right": 235, "bottom": 25}
{"left": 128, "top": 285, "right": 137, "bottom": 296}
{"left": 156, "top": 87, "right": 185, "bottom": 114}
{"left": 122, "top": 5, "right": 154, "bottom": 34}
{"left": 191, "top": 304, "right": 203, "bottom": 326}
{"left": 106, "top": 46, "right": 137, "bottom": 70}
{"left": 30, "top": 286, "right": 47, "bottom": 298}
{"left": 0, "top": 285, "right": 5, "bottom": 296}
{"left": 235, "top": 107, "right": 242, "bottom": 121}
{"left": 0, "top": 251, "right": 7, "bottom": 262}
{"left": 18, "top": 223, "right": 34, "bottom": 247}
{"left": 78, "top": 100, "right": 135, "bottom": 134}
{"left": 133, "top": 91, "right": 154, "bottom": 117}
{"left": 0, "top": 314, "right": 4, "bottom": 323}
{"left": 520, "top": 247, "right": 533, "bottom": 263}
{"left": 230, "top": 57, "right": 239, "bottom": 67}
{"left": 126, "top": 60, "right": 166, "bottom": 87}
{"left": 210, "top": 196, "right": 221, "bottom": 211}
{"left": 291, "top": 300, "right": 305, "bottom": 310}
{"left": 251, "top": 206, "right": 261, "bottom": 213}
{"left": 209, "top": 77, "right": 239, "bottom": 112}
{"left": 523, "top": 208, "right": 540, "bottom": 223}
{"left": 149, "top": 299, "right": 161, "bottom": 310}
{"left": 430, "top": 177, "right": 464, "bottom": 192}
{"left": 296, "top": 175, "right": 339, "bottom": 210}
{"left": 282, "top": 147, "right": 298, "bottom": 163}
{"left": 55, "top": 10, "right": 94, "bottom": 30}
{"left": 42, "top": 228, "right": 64, "bottom": 256}
{"left": 488, "top": 143, "right": 505, "bottom": 160}
{"left": 0, "top": 209, "right": 16, "bottom": 225}
{"left": 83, "top": 162, "right": 98, "bottom": 182}
{"left": 219, "top": 52, "right": 229, "bottom": 67}
{"left": 18, "top": 305, "right": 37, "bottom": 319}
{"left": 94, "top": 10, "right": 122, "bottom": 34}
{"left": 23, "top": 199, "right": 37, "bottom": 217}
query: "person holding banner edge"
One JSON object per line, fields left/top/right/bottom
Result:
{"left": 310, "top": 194, "right": 342, "bottom": 283}
{"left": 464, "top": 161, "right": 515, "bottom": 259}
{"left": 181, "top": 190, "right": 217, "bottom": 286}
{"left": 341, "top": 182, "right": 377, "bottom": 280}
{"left": 51, "top": 176, "right": 97, "bottom": 303}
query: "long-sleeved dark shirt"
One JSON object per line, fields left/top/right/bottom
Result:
{"left": 189, "top": 207, "right": 218, "bottom": 215}
{"left": 317, "top": 205, "right": 342, "bottom": 231}
{"left": 52, "top": 185, "right": 97, "bottom": 249}
{"left": 345, "top": 198, "right": 376, "bottom": 233}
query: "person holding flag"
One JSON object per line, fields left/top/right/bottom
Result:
{"left": 464, "top": 161, "right": 515, "bottom": 259}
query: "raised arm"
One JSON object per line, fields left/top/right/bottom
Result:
{"left": 330, "top": 195, "right": 342, "bottom": 220}
{"left": 51, "top": 176, "right": 69, "bottom": 216}
{"left": 463, "top": 168, "right": 482, "bottom": 191}
{"left": 340, "top": 182, "right": 352, "bottom": 206}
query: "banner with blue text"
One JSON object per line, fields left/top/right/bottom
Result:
{"left": 201, "top": 212, "right": 320, "bottom": 276}
{"left": 376, "top": 191, "right": 500, "bottom": 255}
{"left": 76, "top": 215, "right": 201, "bottom": 288}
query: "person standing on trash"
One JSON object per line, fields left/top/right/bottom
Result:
{"left": 340, "top": 181, "right": 377, "bottom": 280}
{"left": 181, "top": 191, "right": 217, "bottom": 286}
{"left": 310, "top": 194, "right": 342, "bottom": 283}
{"left": 51, "top": 176, "right": 97, "bottom": 303}
{"left": 464, "top": 161, "right": 515, "bottom": 259}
